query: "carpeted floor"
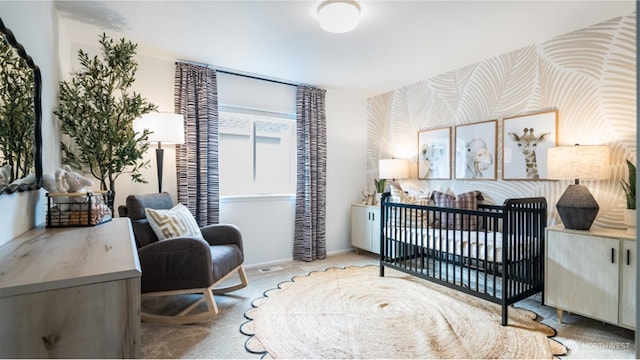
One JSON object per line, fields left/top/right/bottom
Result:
{"left": 141, "top": 251, "right": 635, "bottom": 359}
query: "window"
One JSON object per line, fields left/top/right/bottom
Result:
{"left": 219, "top": 111, "right": 296, "bottom": 196}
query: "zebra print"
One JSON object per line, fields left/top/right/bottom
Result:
{"left": 294, "top": 86, "right": 327, "bottom": 262}
{"left": 174, "top": 62, "right": 220, "bottom": 226}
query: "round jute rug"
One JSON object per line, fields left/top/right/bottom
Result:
{"left": 240, "top": 265, "right": 567, "bottom": 359}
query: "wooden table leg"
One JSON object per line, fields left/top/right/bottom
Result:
{"left": 556, "top": 308, "right": 563, "bottom": 324}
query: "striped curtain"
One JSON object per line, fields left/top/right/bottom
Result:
{"left": 174, "top": 62, "right": 219, "bottom": 226}
{"left": 294, "top": 86, "right": 327, "bottom": 261}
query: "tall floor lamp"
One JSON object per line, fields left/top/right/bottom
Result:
{"left": 134, "top": 113, "right": 185, "bottom": 193}
{"left": 547, "top": 144, "right": 610, "bottom": 230}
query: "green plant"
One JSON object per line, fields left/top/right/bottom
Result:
{"left": 0, "top": 35, "right": 35, "bottom": 181}
{"left": 621, "top": 159, "right": 636, "bottom": 210}
{"left": 374, "top": 178, "right": 386, "bottom": 193}
{"left": 54, "top": 33, "right": 157, "bottom": 194}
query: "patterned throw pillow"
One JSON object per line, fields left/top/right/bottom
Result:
{"left": 387, "top": 185, "right": 435, "bottom": 227}
{"left": 145, "top": 203, "right": 203, "bottom": 241}
{"left": 431, "top": 190, "right": 483, "bottom": 230}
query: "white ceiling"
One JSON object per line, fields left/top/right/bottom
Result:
{"left": 55, "top": 0, "right": 636, "bottom": 97}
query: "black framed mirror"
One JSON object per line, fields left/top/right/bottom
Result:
{"left": 0, "top": 17, "right": 42, "bottom": 195}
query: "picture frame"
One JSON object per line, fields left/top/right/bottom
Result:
{"left": 503, "top": 110, "right": 558, "bottom": 180}
{"left": 454, "top": 120, "right": 497, "bottom": 180}
{"left": 417, "top": 127, "right": 451, "bottom": 180}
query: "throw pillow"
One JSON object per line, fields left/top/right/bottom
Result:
{"left": 432, "top": 190, "right": 483, "bottom": 230}
{"left": 145, "top": 203, "right": 203, "bottom": 241}
{"left": 388, "top": 185, "right": 435, "bottom": 227}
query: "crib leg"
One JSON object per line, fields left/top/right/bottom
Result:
{"left": 380, "top": 265, "right": 385, "bottom": 277}
{"left": 502, "top": 304, "right": 508, "bottom": 326}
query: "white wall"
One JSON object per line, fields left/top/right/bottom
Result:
{"left": 0, "top": 1, "right": 61, "bottom": 246}
{"left": 325, "top": 89, "right": 368, "bottom": 255}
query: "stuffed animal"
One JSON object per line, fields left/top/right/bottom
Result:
{"left": 59, "top": 165, "right": 93, "bottom": 203}
{"left": 42, "top": 165, "right": 94, "bottom": 210}
{"left": 0, "top": 164, "right": 11, "bottom": 186}
{"left": 10, "top": 173, "right": 36, "bottom": 185}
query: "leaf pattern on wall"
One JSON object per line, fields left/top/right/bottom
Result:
{"left": 367, "top": 93, "right": 392, "bottom": 186}
{"left": 368, "top": 12, "right": 636, "bottom": 229}
{"left": 600, "top": 14, "right": 637, "bottom": 152}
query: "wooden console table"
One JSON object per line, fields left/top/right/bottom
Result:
{"left": 0, "top": 218, "right": 141, "bottom": 358}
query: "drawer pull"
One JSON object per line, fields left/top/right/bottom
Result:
{"left": 611, "top": 248, "right": 615, "bottom": 264}
{"left": 627, "top": 249, "right": 631, "bottom": 266}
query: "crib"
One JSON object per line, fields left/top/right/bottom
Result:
{"left": 379, "top": 192, "right": 547, "bottom": 326}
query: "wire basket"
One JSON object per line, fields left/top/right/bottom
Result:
{"left": 46, "top": 191, "right": 113, "bottom": 227}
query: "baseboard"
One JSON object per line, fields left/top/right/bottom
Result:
{"left": 244, "top": 248, "right": 357, "bottom": 270}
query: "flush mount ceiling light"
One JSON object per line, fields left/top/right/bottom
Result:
{"left": 317, "top": 0, "right": 361, "bottom": 33}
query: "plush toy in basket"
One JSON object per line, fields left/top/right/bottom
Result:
{"left": 43, "top": 165, "right": 112, "bottom": 227}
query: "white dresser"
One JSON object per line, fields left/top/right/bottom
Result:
{"left": 351, "top": 204, "right": 381, "bottom": 254}
{"left": 545, "top": 224, "right": 635, "bottom": 329}
{"left": 0, "top": 218, "right": 141, "bottom": 358}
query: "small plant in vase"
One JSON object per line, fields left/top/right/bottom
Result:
{"left": 621, "top": 159, "right": 636, "bottom": 232}
{"left": 374, "top": 178, "right": 386, "bottom": 205}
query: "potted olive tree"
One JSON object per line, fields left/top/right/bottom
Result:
{"left": 54, "top": 34, "right": 157, "bottom": 210}
{"left": 621, "top": 159, "right": 636, "bottom": 233}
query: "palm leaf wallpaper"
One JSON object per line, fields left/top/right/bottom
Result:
{"left": 367, "top": 13, "right": 636, "bottom": 228}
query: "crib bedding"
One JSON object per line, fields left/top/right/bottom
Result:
{"left": 384, "top": 226, "right": 536, "bottom": 263}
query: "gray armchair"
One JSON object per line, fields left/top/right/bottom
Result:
{"left": 119, "top": 193, "right": 248, "bottom": 325}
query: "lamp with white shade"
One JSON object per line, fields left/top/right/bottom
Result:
{"left": 379, "top": 158, "right": 410, "bottom": 191}
{"left": 547, "top": 144, "right": 610, "bottom": 230}
{"left": 134, "top": 112, "right": 185, "bottom": 193}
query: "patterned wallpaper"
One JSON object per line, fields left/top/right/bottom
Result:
{"left": 367, "top": 13, "right": 636, "bottom": 229}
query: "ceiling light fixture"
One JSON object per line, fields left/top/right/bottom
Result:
{"left": 317, "top": 0, "right": 361, "bottom": 34}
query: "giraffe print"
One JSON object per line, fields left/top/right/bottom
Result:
{"left": 507, "top": 128, "right": 550, "bottom": 179}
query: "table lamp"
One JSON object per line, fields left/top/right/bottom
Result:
{"left": 547, "top": 144, "right": 610, "bottom": 230}
{"left": 379, "top": 158, "right": 410, "bottom": 191}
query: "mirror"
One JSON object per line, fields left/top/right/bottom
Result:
{"left": 0, "top": 17, "right": 42, "bottom": 195}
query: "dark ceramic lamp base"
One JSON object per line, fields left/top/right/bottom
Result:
{"left": 556, "top": 184, "right": 599, "bottom": 230}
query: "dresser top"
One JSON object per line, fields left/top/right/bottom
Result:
{"left": 0, "top": 218, "right": 141, "bottom": 297}
{"left": 547, "top": 223, "right": 636, "bottom": 241}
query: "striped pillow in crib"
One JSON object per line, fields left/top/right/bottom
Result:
{"left": 388, "top": 185, "right": 435, "bottom": 227}
{"left": 431, "top": 190, "right": 483, "bottom": 230}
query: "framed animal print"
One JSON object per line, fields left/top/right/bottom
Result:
{"left": 417, "top": 127, "right": 451, "bottom": 180}
{"left": 454, "top": 120, "right": 497, "bottom": 180}
{"left": 503, "top": 110, "right": 558, "bottom": 180}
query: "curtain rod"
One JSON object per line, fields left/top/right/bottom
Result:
{"left": 177, "top": 59, "right": 299, "bottom": 88}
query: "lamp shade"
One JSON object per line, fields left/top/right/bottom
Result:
{"left": 134, "top": 112, "right": 185, "bottom": 144}
{"left": 379, "top": 159, "right": 409, "bottom": 180}
{"left": 317, "top": 0, "right": 361, "bottom": 33}
{"left": 547, "top": 145, "right": 610, "bottom": 181}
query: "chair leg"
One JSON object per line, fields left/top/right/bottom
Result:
{"left": 141, "top": 285, "right": 219, "bottom": 325}
{"left": 212, "top": 265, "right": 249, "bottom": 294}
{"left": 140, "top": 265, "right": 247, "bottom": 325}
